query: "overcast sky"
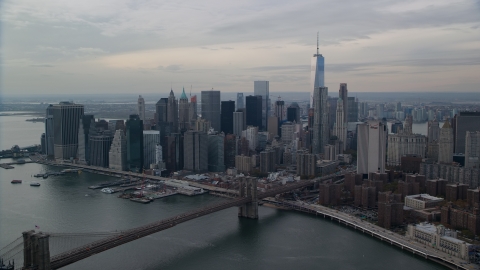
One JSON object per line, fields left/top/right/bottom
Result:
{"left": 1, "top": 0, "right": 479, "bottom": 96}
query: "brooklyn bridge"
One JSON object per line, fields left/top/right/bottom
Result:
{"left": 0, "top": 172, "right": 345, "bottom": 270}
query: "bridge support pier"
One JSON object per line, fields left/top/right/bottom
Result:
{"left": 22, "top": 231, "right": 51, "bottom": 270}
{"left": 238, "top": 177, "right": 258, "bottom": 219}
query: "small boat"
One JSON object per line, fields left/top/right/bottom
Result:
{"left": 11, "top": 180, "right": 22, "bottom": 184}
{"left": 101, "top": 188, "right": 115, "bottom": 194}
{"left": 30, "top": 182, "right": 41, "bottom": 187}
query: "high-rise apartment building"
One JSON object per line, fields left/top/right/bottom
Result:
{"left": 126, "top": 114, "right": 144, "bottom": 172}
{"left": 143, "top": 130, "right": 161, "bottom": 168}
{"left": 236, "top": 93, "right": 244, "bottom": 110}
{"left": 178, "top": 88, "right": 190, "bottom": 133}
{"left": 254, "top": 81, "right": 269, "bottom": 131}
{"left": 260, "top": 149, "right": 276, "bottom": 174}
{"left": 242, "top": 126, "right": 258, "bottom": 151}
{"left": 137, "top": 95, "right": 145, "bottom": 121}
{"left": 109, "top": 129, "right": 127, "bottom": 171}
{"left": 339, "top": 83, "right": 348, "bottom": 123}
{"left": 245, "top": 95, "right": 262, "bottom": 128}
{"left": 312, "top": 87, "right": 329, "bottom": 155}
{"left": 297, "top": 151, "right": 317, "bottom": 177}
{"left": 201, "top": 90, "right": 221, "bottom": 132}
{"left": 183, "top": 131, "right": 208, "bottom": 172}
{"left": 45, "top": 102, "right": 84, "bottom": 160}
{"left": 454, "top": 112, "right": 480, "bottom": 154}
{"left": 386, "top": 117, "right": 426, "bottom": 166}
{"left": 357, "top": 121, "right": 387, "bottom": 176}
{"left": 465, "top": 131, "right": 480, "bottom": 168}
{"left": 267, "top": 116, "right": 279, "bottom": 138}
{"left": 221, "top": 101, "right": 235, "bottom": 135}
{"left": 439, "top": 121, "right": 454, "bottom": 164}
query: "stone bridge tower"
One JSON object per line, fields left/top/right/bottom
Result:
{"left": 23, "top": 230, "right": 51, "bottom": 270}
{"left": 238, "top": 177, "right": 258, "bottom": 219}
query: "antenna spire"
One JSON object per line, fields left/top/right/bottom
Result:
{"left": 317, "top": 31, "right": 319, "bottom": 55}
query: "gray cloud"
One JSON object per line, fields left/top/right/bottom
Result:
{"left": 30, "top": 64, "right": 54, "bottom": 68}
{"left": 1, "top": 0, "right": 480, "bottom": 94}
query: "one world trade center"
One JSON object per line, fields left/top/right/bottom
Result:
{"left": 311, "top": 33, "right": 328, "bottom": 155}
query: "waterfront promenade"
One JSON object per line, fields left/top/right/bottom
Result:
{"left": 29, "top": 154, "right": 238, "bottom": 195}
{"left": 265, "top": 198, "right": 478, "bottom": 270}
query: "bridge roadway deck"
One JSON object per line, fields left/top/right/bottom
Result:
{"left": 264, "top": 198, "right": 476, "bottom": 270}
{"left": 48, "top": 179, "right": 320, "bottom": 269}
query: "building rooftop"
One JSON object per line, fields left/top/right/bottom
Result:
{"left": 405, "top": 194, "right": 444, "bottom": 202}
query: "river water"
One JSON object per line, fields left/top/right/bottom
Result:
{"left": 0, "top": 114, "right": 443, "bottom": 269}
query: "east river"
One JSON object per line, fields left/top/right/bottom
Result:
{"left": 0, "top": 114, "right": 445, "bottom": 269}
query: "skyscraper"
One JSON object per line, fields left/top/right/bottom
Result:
{"left": 287, "top": 102, "right": 300, "bottom": 123}
{"left": 236, "top": 93, "right": 244, "bottom": 110}
{"left": 109, "top": 129, "right": 127, "bottom": 171}
{"left": 189, "top": 95, "right": 198, "bottom": 126}
{"left": 311, "top": 32, "right": 325, "bottom": 107}
{"left": 439, "top": 120, "right": 454, "bottom": 164}
{"left": 454, "top": 112, "right": 480, "bottom": 154}
{"left": 221, "top": 101, "right": 235, "bottom": 135}
{"left": 347, "top": 97, "right": 358, "bottom": 122}
{"left": 77, "top": 115, "right": 95, "bottom": 162}
{"left": 245, "top": 95, "right": 262, "bottom": 128}
{"left": 167, "top": 89, "right": 179, "bottom": 133}
{"left": 46, "top": 102, "right": 84, "bottom": 160}
{"left": 312, "top": 87, "right": 329, "bottom": 155}
{"left": 156, "top": 98, "right": 171, "bottom": 137}
{"left": 143, "top": 130, "right": 161, "bottom": 168}
{"left": 233, "top": 110, "right": 245, "bottom": 137}
{"left": 89, "top": 133, "right": 113, "bottom": 168}
{"left": 254, "top": 81, "right": 269, "bottom": 131}
{"left": 126, "top": 114, "right": 144, "bottom": 172}
{"left": 178, "top": 88, "right": 190, "bottom": 133}
{"left": 224, "top": 134, "right": 237, "bottom": 169}
{"left": 428, "top": 117, "right": 440, "bottom": 142}
{"left": 201, "top": 90, "right": 221, "bottom": 132}
{"left": 333, "top": 98, "right": 347, "bottom": 151}
{"left": 274, "top": 99, "right": 285, "bottom": 121}
{"left": 208, "top": 131, "right": 225, "bottom": 172}
{"left": 137, "top": 95, "right": 145, "bottom": 121}
{"left": 357, "top": 121, "right": 387, "bottom": 176}
{"left": 339, "top": 83, "right": 348, "bottom": 123}
{"left": 165, "top": 133, "right": 184, "bottom": 173}
{"left": 183, "top": 130, "right": 208, "bottom": 172}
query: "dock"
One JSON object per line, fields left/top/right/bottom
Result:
{"left": 0, "top": 164, "right": 14, "bottom": 169}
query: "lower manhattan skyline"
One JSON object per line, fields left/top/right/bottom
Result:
{"left": 1, "top": 0, "right": 480, "bottom": 95}
{"left": 2, "top": 1, "right": 480, "bottom": 270}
